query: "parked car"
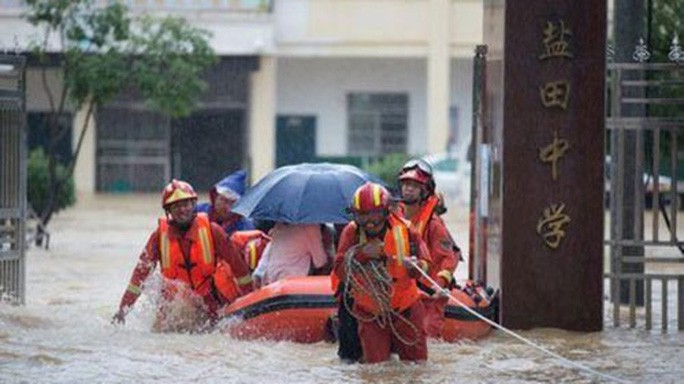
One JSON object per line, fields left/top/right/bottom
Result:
{"left": 423, "top": 153, "right": 472, "bottom": 207}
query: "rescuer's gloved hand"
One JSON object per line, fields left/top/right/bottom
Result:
{"left": 355, "top": 239, "right": 384, "bottom": 264}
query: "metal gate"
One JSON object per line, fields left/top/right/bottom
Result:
{"left": 605, "top": 41, "right": 684, "bottom": 331}
{"left": 470, "top": 40, "right": 684, "bottom": 330}
{"left": 0, "top": 54, "right": 27, "bottom": 305}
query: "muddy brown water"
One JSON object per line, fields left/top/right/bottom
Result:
{"left": 1, "top": 194, "right": 682, "bottom": 383}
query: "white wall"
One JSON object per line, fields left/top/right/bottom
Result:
{"left": 277, "top": 56, "right": 473, "bottom": 157}
{"left": 277, "top": 57, "right": 426, "bottom": 156}
{"left": 274, "top": 0, "right": 483, "bottom": 58}
{"left": 450, "top": 58, "right": 474, "bottom": 159}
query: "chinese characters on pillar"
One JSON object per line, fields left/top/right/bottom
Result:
{"left": 536, "top": 203, "right": 571, "bottom": 249}
{"left": 538, "top": 130, "right": 569, "bottom": 181}
{"left": 539, "top": 20, "right": 573, "bottom": 60}
{"left": 536, "top": 19, "right": 574, "bottom": 249}
{"left": 539, "top": 80, "right": 571, "bottom": 110}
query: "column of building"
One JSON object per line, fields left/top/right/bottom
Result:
{"left": 427, "top": 0, "right": 451, "bottom": 155}
{"left": 249, "top": 55, "right": 277, "bottom": 183}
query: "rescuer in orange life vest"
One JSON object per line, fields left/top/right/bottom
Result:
{"left": 397, "top": 158, "right": 460, "bottom": 338}
{"left": 111, "top": 179, "right": 254, "bottom": 332}
{"left": 230, "top": 230, "right": 271, "bottom": 273}
{"left": 333, "top": 182, "right": 431, "bottom": 363}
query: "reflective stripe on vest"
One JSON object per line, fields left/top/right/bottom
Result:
{"left": 197, "top": 221, "right": 213, "bottom": 265}
{"left": 390, "top": 223, "right": 409, "bottom": 266}
{"left": 236, "top": 274, "right": 253, "bottom": 286}
{"left": 230, "top": 230, "right": 270, "bottom": 273}
{"left": 410, "top": 195, "right": 439, "bottom": 237}
{"left": 248, "top": 241, "right": 258, "bottom": 270}
{"left": 158, "top": 214, "right": 215, "bottom": 295}
{"left": 160, "top": 227, "right": 171, "bottom": 271}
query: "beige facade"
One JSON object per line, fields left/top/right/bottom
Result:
{"left": 0, "top": 0, "right": 484, "bottom": 193}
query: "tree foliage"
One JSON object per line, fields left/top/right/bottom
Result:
{"left": 23, "top": 0, "right": 216, "bottom": 235}
{"left": 644, "top": 1, "right": 684, "bottom": 176}
{"left": 649, "top": 0, "right": 684, "bottom": 62}
{"left": 132, "top": 16, "right": 215, "bottom": 117}
{"left": 27, "top": 148, "right": 75, "bottom": 215}
{"left": 364, "top": 153, "right": 410, "bottom": 193}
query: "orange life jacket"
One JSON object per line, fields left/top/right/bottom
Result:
{"left": 408, "top": 195, "right": 439, "bottom": 237}
{"left": 405, "top": 195, "right": 454, "bottom": 287}
{"left": 352, "top": 213, "right": 420, "bottom": 314}
{"left": 159, "top": 214, "right": 216, "bottom": 297}
{"left": 230, "top": 230, "right": 271, "bottom": 272}
{"left": 159, "top": 213, "right": 240, "bottom": 302}
{"left": 212, "top": 260, "right": 241, "bottom": 303}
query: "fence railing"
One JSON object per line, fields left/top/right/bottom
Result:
{"left": 605, "top": 55, "right": 684, "bottom": 331}
{"left": 0, "top": 54, "right": 26, "bottom": 305}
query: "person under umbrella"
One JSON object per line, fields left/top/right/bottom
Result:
{"left": 252, "top": 222, "right": 334, "bottom": 289}
{"left": 230, "top": 163, "right": 382, "bottom": 289}
{"left": 231, "top": 163, "right": 385, "bottom": 225}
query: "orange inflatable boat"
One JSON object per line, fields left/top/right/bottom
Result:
{"left": 218, "top": 276, "right": 496, "bottom": 343}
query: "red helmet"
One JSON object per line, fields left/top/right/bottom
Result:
{"left": 351, "top": 182, "right": 390, "bottom": 213}
{"left": 161, "top": 179, "right": 198, "bottom": 209}
{"left": 398, "top": 159, "right": 435, "bottom": 194}
{"left": 398, "top": 168, "right": 432, "bottom": 185}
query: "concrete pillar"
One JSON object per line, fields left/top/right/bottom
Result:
{"left": 72, "top": 104, "right": 96, "bottom": 194}
{"left": 483, "top": 0, "right": 606, "bottom": 331}
{"left": 427, "top": 0, "right": 451, "bottom": 155}
{"left": 248, "top": 55, "right": 276, "bottom": 183}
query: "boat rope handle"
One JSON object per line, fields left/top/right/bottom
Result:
{"left": 406, "top": 259, "right": 632, "bottom": 384}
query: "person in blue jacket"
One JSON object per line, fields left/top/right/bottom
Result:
{"left": 196, "top": 169, "right": 255, "bottom": 236}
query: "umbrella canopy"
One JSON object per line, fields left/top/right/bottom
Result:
{"left": 232, "top": 163, "right": 385, "bottom": 224}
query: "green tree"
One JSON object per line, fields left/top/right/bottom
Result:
{"left": 365, "top": 153, "right": 409, "bottom": 190}
{"left": 644, "top": 1, "right": 684, "bottom": 176}
{"left": 648, "top": 0, "right": 684, "bottom": 62}
{"left": 24, "top": 0, "right": 216, "bottom": 241}
{"left": 27, "top": 148, "right": 75, "bottom": 217}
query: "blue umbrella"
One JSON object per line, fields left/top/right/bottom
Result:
{"left": 232, "top": 163, "right": 385, "bottom": 224}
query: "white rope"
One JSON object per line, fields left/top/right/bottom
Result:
{"left": 407, "top": 260, "right": 632, "bottom": 384}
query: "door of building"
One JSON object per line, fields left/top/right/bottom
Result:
{"left": 276, "top": 115, "right": 316, "bottom": 167}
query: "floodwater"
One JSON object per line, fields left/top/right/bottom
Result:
{"left": 1, "top": 194, "right": 683, "bottom": 383}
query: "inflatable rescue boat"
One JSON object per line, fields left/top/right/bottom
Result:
{"left": 218, "top": 276, "right": 497, "bottom": 343}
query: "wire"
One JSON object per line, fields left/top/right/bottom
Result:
{"left": 407, "top": 259, "right": 632, "bottom": 384}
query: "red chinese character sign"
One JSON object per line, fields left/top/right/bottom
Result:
{"left": 483, "top": 0, "right": 605, "bottom": 331}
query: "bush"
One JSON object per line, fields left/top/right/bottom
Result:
{"left": 27, "top": 148, "right": 76, "bottom": 215}
{"left": 364, "top": 153, "right": 410, "bottom": 193}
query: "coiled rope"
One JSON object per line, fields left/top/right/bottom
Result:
{"left": 406, "top": 259, "right": 632, "bottom": 384}
{"left": 342, "top": 247, "right": 420, "bottom": 346}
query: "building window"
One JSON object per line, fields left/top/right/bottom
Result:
{"left": 96, "top": 108, "right": 170, "bottom": 192}
{"left": 347, "top": 93, "right": 408, "bottom": 156}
